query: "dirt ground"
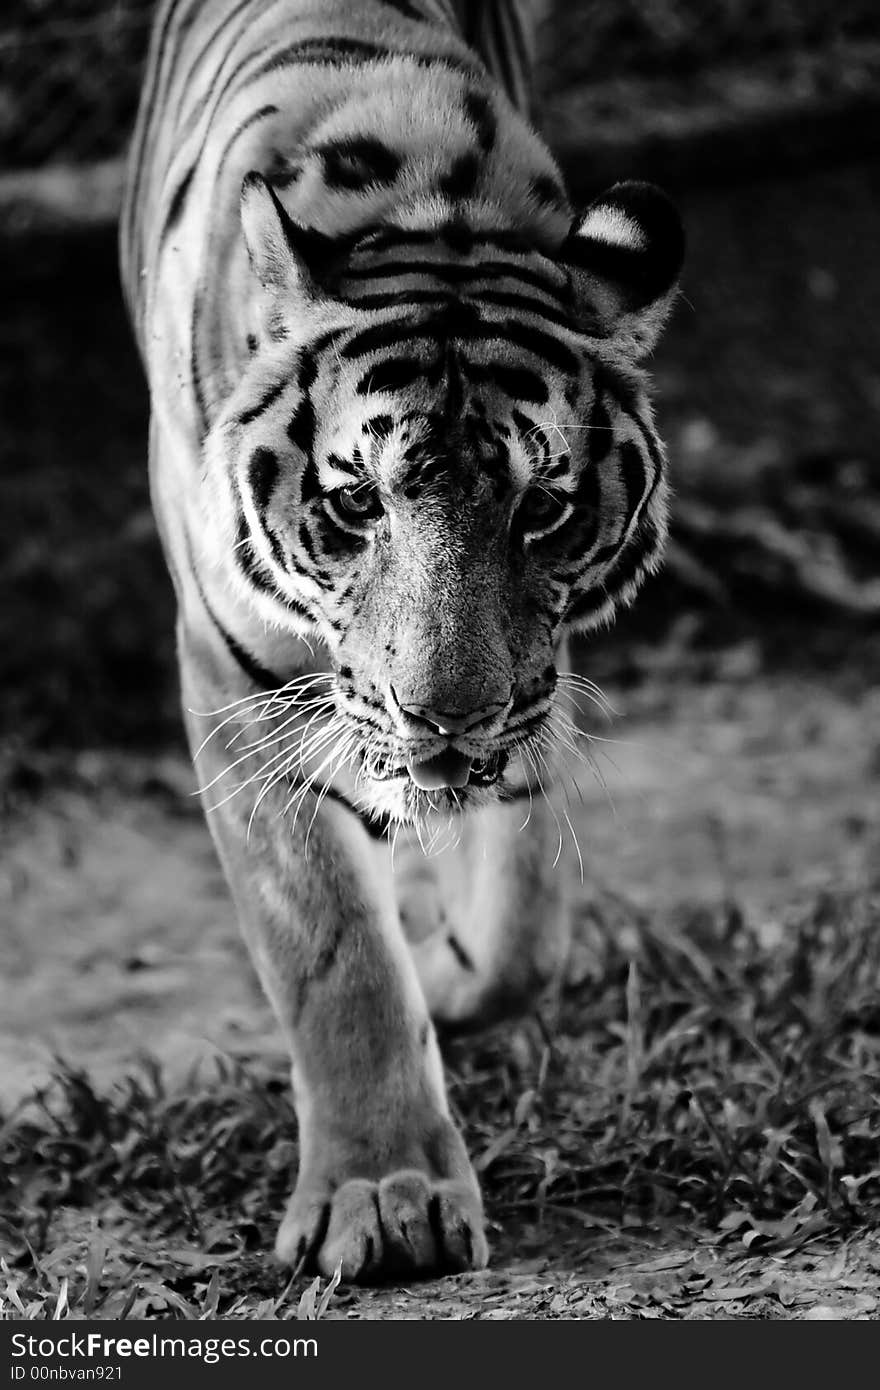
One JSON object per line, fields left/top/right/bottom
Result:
{"left": 3, "top": 674, "right": 878, "bottom": 1318}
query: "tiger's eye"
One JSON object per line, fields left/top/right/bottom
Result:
{"left": 519, "top": 486, "right": 570, "bottom": 536}
{"left": 331, "top": 483, "right": 383, "bottom": 523}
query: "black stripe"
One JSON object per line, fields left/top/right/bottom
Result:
{"left": 601, "top": 374, "right": 665, "bottom": 523}
{"left": 454, "top": 229, "right": 538, "bottom": 253}
{"left": 439, "top": 216, "right": 472, "bottom": 255}
{"left": 300, "top": 327, "right": 346, "bottom": 384}
{"left": 600, "top": 362, "right": 643, "bottom": 417}
{"left": 326, "top": 451, "right": 360, "bottom": 478}
{"left": 190, "top": 291, "right": 208, "bottom": 437}
{"left": 247, "top": 446, "right": 279, "bottom": 513}
{"left": 315, "top": 510, "right": 367, "bottom": 558}
{"left": 235, "top": 509, "right": 314, "bottom": 617}
{"left": 461, "top": 360, "right": 548, "bottom": 403}
{"left": 467, "top": 287, "right": 574, "bottom": 331}
{"left": 312, "top": 786, "right": 393, "bottom": 839}
{"left": 341, "top": 317, "right": 426, "bottom": 362}
{"left": 160, "top": 165, "right": 195, "bottom": 245}
{"left": 287, "top": 396, "right": 316, "bottom": 457}
{"left": 251, "top": 36, "right": 402, "bottom": 82}
{"left": 344, "top": 305, "right": 577, "bottom": 376}
{"left": 502, "top": 319, "right": 580, "bottom": 375}
{"left": 342, "top": 257, "right": 564, "bottom": 299}
{"left": 319, "top": 136, "right": 402, "bottom": 190}
{"left": 299, "top": 455, "right": 323, "bottom": 505}
{"left": 173, "top": 0, "right": 255, "bottom": 116}
{"left": 305, "top": 920, "right": 345, "bottom": 990}
{"left": 349, "top": 225, "right": 553, "bottom": 258}
{"left": 439, "top": 150, "right": 481, "bottom": 200}
{"left": 618, "top": 439, "right": 649, "bottom": 528}
{"left": 573, "top": 456, "right": 601, "bottom": 544}
{"left": 235, "top": 512, "right": 276, "bottom": 596}
{"left": 353, "top": 227, "right": 439, "bottom": 253}
{"left": 173, "top": 0, "right": 271, "bottom": 198}
{"left": 356, "top": 357, "right": 426, "bottom": 395}
{"left": 587, "top": 533, "right": 626, "bottom": 568}
{"left": 215, "top": 102, "right": 279, "bottom": 181}
{"left": 266, "top": 525, "right": 289, "bottom": 573}
{"left": 375, "top": 0, "right": 433, "bottom": 21}
{"left": 187, "top": 528, "right": 285, "bottom": 692}
{"left": 629, "top": 410, "right": 665, "bottom": 517}
{"left": 604, "top": 523, "right": 654, "bottom": 596}
{"left": 247, "top": 36, "right": 482, "bottom": 89}
{"left": 463, "top": 90, "right": 496, "bottom": 152}
{"left": 339, "top": 287, "right": 448, "bottom": 311}
{"left": 209, "top": 615, "right": 285, "bottom": 692}
{"left": 531, "top": 173, "right": 570, "bottom": 214}
{"left": 297, "top": 520, "right": 321, "bottom": 568}
{"left": 564, "top": 592, "right": 601, "bottom": 625}
{"left": 339, "top": 287, "right": 571, "bottom": 339}
{"left": 543, "top": 456, "right": 570, "bottom": 481}
{"left": 369, "top": 413, "right": 394, "bottom": 439}
{"left": 125, "top": 0, "right": 203, "bottom": 284}
{"left": 589, "top": 386, "right": 614, "bottom": 465}
{"left": 238, "top": 377, "right": 287, "bottom": 426}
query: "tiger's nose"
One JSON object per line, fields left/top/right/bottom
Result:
{"left": 389, "top": 685, "right": 510, "bottom": 736}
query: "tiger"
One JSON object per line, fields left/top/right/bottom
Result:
{"left": 120, "top": 0, "right": 684, "bottom": 1282}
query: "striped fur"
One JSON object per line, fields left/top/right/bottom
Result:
{"left": 121, "top": 0, "right": 683, "bottom": 1282}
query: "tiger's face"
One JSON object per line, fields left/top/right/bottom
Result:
{"left": 215, "top": 176, "right": 683, "bottom": 820}
{"left": 309, "top": 372, "right": 582, "bottom": 818}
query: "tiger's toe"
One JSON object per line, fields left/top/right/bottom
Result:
{"left": 276, "top": 1169, "right": 487, "bottom": 1283}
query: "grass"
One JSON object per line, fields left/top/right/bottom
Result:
{"left": 2, "top": 882, "right": 878, "bottom": 1319}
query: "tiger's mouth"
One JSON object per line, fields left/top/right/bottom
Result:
{"left": 368, "top": 749, "right": 508, "bottom": 789}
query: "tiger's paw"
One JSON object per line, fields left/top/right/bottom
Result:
{"left": 276, "top": 1167, "right": 488, "bottom": 1283}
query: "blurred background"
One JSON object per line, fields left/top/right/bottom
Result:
{"left": 1, "top": 0, "right": 879, "bottom": 751}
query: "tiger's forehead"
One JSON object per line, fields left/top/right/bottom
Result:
{"left": 319, "top": 394, "right": 575, "bottom": 498}
{"left": 317, "top": 251, "right": 586, "bottom": 417}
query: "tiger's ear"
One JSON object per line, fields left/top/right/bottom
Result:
{"left": 240, "top": 171, "right": 334, "bottom": 297}
{"left": 561, "top": 181, "right": 685, "bottom": 359}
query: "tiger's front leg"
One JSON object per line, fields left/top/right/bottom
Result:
{"left": 182, "top": 649, "right": 487, "bottom": 1282}
{"left": 403, "top": 788, "right": 573, "bottom": 1029}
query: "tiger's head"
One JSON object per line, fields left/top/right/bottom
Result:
{"left": 212, "top": 167, "right": 683, "bottom": 823}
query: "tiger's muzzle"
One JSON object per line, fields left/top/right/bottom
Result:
{"left": 387, "top": 682, "right": 513, "bottom": 790}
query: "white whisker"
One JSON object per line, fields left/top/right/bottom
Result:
{"left": 516, "top": 749, "right": 535, "bottom": 831}
{"left": 562, "top": 808, "right": 585, "bottom": 885}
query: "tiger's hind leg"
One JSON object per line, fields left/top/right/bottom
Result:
{"left": 401, "top": 793, "right": 573, "bottom": 1030}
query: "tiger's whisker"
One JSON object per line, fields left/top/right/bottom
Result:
{"left": 563, "top": 808, "right": 585, "bottom": 885}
